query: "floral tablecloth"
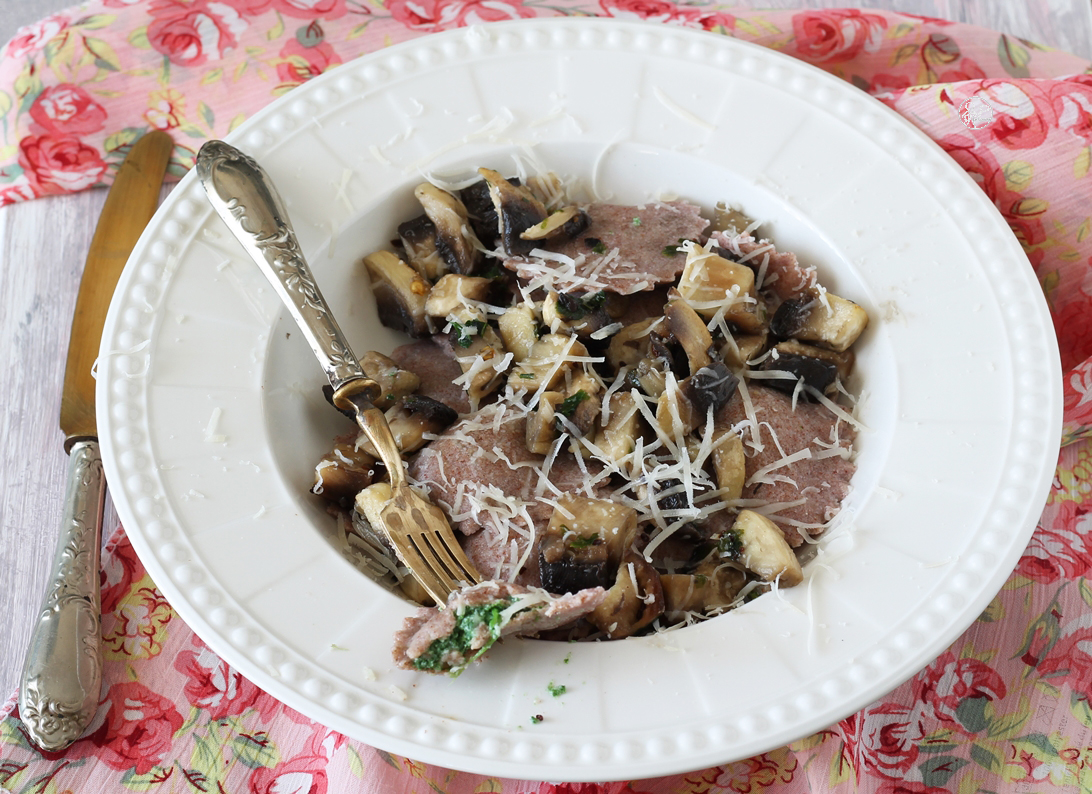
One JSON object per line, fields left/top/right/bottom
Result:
{"left": 4, "top": 4, "right": 1092, "bottom": 793}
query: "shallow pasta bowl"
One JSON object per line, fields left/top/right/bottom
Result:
{"left": 97, "top": 19, "right": 1061, "bottom": 781}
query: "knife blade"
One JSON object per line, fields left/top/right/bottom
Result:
{"left": 19, "top": 130, "right": 173, "bottom": 752}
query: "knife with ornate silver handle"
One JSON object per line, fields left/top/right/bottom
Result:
{"left": 19, "top": 130, "right": 173, "bottom": 752}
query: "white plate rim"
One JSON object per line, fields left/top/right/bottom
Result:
{"left": 98, "top": 18, "right": 1063, "bottom": 781}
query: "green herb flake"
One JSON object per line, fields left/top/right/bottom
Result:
{"left": 557, "top": 390, "right": 590, "bottom": 418}
{"left": 531, "top": 714, "right": 544, "bottom": 724}
{"left": 330, "top": 643, "right": 348, "bottom": 651}
{"left": 519, "top": 372, "right": 536, "bottom": 379}
{"left": 547, "top": 682, "right": 567, "bottom": 698}
{"left": 451, "top": 319, "right": 487, "bottom": 349}
{"left": 592, "top": 242, "right": 607, "bottom": 254}
{"left": 717, "top": 529, "right": 742, "bottom": 559}
{"left": 632, "top": 217, "right": 642, "bottom": 227}
{"left": 568, "top": 533, "right": 600, "bottom": 550}
{"left": 563, "top": 653, "right": 572, "bottom": 664}
{"left": 661, "top": 244, "right": 680, "bottom": 257}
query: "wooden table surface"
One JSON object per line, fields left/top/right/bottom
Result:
{"left": 2, "top": 0, "right": 1092, "bottom": 705}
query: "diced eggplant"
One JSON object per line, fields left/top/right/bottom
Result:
{"left": 606, "top": 318, "right": 660, "bottom": 372}
{"left": 424, "top": 273, "right": 494, "bottom": 318}
{"left": 526, "top": 392, "right": 563, "bottom": 454}
{"left": 770, "top": 293, "right": 868, "bottom": 352}
{"left": 649, "top": 331, "right": 689, "bottom": 381}
{"left": 539, "top": 496, "right": 638, "bottom": 595}
{"left": 509, "top": 333, "right": 589, "bottom": 392}
{"left": 458, "top": 178, "right": 504, "bottom": 249}
{"left": 414, "top": 183, "right": 482, "bottom": 275}
{"left": 446, "top": 306, "right": 509, "bottom": 401}
{"left": 656, "top": 379, "right": 699, "bottom": 438}
{"left": 634, "top": 356, "right": 668, "bottom": 398}
{"left": 664, "top": 288, "right": 713, "bottom": 375}
{"left": 731, "top": 509, "right": 803, "bottom": 586}
{"left": 685, "top": 361, "right": 738, "bottom": 418}
{"left": 657, "top": 362, "right": 737, "bottom": 439}
{"left": 556, "top": 372, "right": 601, "bottom": 436}
{"left": 711, "top": 429, "right": 746, "bottom": 501}
{"left": 542, "top": 290, "right": 612, "bottom": 339}
{"left": 540, "top": 554, "right": 610, "bottom": 594}
{"left": 593, "top": 393, "right": 640, "bottom": 471}
{"left": 773, "top": 340, "right": 854, "bottom": 380}
{"left": 359, "top": 351, "right": 420, "bottom": 408}
{"left": 720, "top": 332, "right": 767, "bottom": 370}
{"left": 497, "top": 303, "right": 538, "bottom": 361}
{"left": 478, "top": 168, "right": 548, "bottom": 257}
{"left": 362, "top": 251, "right": 430, "bottom": 338}
{"left": 397, "top": 214, "right": 446, "bottom": 281}
{"left": 677, "top": 246, "right": 756, "bottom": 321}
{"left": 711, "top": 202, "right": 756, "bottom": 236}
{"left": 661, "top": 563, "right": 745, "bottom": 618}
{"left": 760, "top": 352, "right": 838, "bottom": 396}
{"left": 312, "top": 437, "right": 379, "bottom": 507}
{"left": 769, "top": 298, "right": 810, "bottom": 339}
{"left": 587, "top": 552, "right": 664, "bottom": 639}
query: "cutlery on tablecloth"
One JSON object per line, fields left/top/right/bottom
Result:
{"left": 18, "top": 131, "right": 174, "bottom": 752}
{"left": 195, "top": 139, "right": 482, "bottom": 605}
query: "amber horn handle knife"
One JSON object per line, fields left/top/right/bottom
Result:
{"left": 18, "top": 130, "right": 173, "bottom": 752}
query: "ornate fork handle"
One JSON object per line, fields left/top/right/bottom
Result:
{"left": 196, "top": 140, "right": 369, "bottom": 394}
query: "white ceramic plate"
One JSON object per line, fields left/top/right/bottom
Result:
{"left": 99, "top": 19, "right": 1062, "bottom": 781}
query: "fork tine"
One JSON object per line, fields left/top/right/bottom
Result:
{"left": 415, "top": 531, "right": 472, "bottom": 589}
{"left": 382, "top": 509, "right": 452, "bottom": 603}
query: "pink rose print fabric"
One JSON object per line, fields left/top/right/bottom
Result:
{"left": 5, "top": 5, "right": 1092, "bottom": 794}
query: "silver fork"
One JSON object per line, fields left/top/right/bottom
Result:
{"left": 196, "top": 139, "right": 481, "bottom": 605}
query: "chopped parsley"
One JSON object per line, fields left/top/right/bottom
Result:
{"left": 717, "top": 529, "right": 742, "bottom": 559}
{"left": 531, "top": 714, "right": 543, "bottom": 724}
{"left": 555, "top": 291, "right": 607, "bottom": 321}
{"left": 518, "top": 372, "right": 536, "bottom": 379}
{"left": 563, "top": 653, "right": 572, "bottom": 664}
{"left": 547, "top": 682, "right": 567, "bottom": 697}
{"left": 631, "top": 217, "right": 642, "bottom": 227}
{"left": 557, "top": 390, "right": 590, "bottom": 419}
{"left": 451, "top": 319, "right": 487, "bottom": 348}
{"left": 568, "top": 533, "right": 601, "bottom": 550}
{"left": 412, "top": 598, "right": 516, "bottom": 675}
{"left": 584, "top": 236, "right": 605, "bottom": 253}
{"left": 662, "top": 238, "right": 689, "bottom": 257}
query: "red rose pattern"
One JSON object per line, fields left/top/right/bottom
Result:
{"left": 791, "top": 9, "right": 887, "bottom": 63}
{"left": 174, "top": 638, "right": 279, "bottom": 721}
{"left": 18, "top": 135, "right": 108, "bottom": 193}
{"left": 91, "top": 682, "right": 184, "bottom": 774}
{"left": 276, "top": 36, "right": 342, "bottom": 86}
{"left": 147, "top": 0, "right": 248, "bottom": 66}
{"left": 1019, "top": 499, "right": 1092, "bottom": 583}
{"left": 271, "top": 0, "right": 346, "bottom": 19}
{"left": 100, "top": 531, "right": 144, "bottom": 615}
{"left": 914, "top": 652, "right": 1007, "bottom": 728}
{"left": 388, "top": 0, "right": 539, "bottom": 32}
{"left": 249, "top": 752, "right": 329, "bottom": 794}
{"left": 1037, "top": 611, "right": 1092, "bottom": 698}
{"left": 4, "top": 15, "right": 68, "bottom": 58}
{"left": 28, "top": 84, "right": 107, "bottom": 135}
